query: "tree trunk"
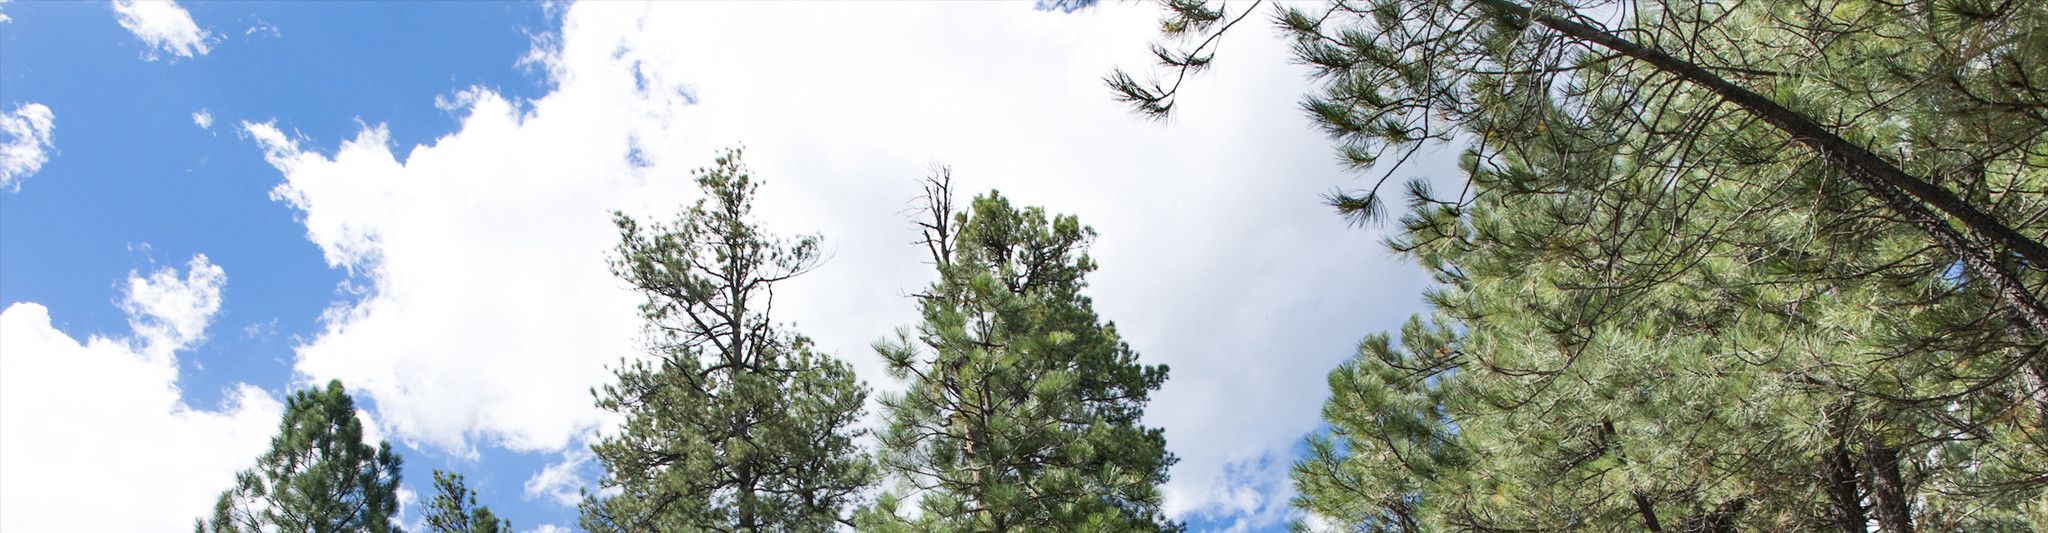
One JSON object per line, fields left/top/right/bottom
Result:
{"left": 1823, "top": 423, "right": 1867, "bottom": 533}
{"left": 738, "top": 467, "right": 758, "bottom": 532}
{"left": 1863, "top": 442, "right": 1915, "bottom": 533}
{"left": 1633, "top": 493, "right": 1664, "bottom": 532}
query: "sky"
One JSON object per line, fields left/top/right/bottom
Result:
{"left": 0, "top": 1, "right": 1452, "bottom": 531}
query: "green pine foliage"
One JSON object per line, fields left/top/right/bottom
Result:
{"left": 197, "top": 380, "right": 404, "bottom": 533}
{"left": 1120, "top": 0, "right": 2046, "bottom": 531}
{"left": 424, "top": 471, "right": 512, "bottom": 533}
{"left": 857, "top": 173, "right": 1180, "bottom": 532}
{"left": 581, "top": 148, "right": 875, "bottom": 532}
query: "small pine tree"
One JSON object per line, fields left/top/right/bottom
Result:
{"left": 424, "top": 471, "right": 512, "bottom": 533}
{"left": 197, "top": 380, "right": 403, "bottom": 533}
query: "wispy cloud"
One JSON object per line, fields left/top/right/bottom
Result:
{"left": 524, "top": 449, "right": 595, "bottom": 507}
{"left": 111, "top": 0, "right": 213, "bottom": 60}
{"left": 244, "top": 17, "right": 280, "bottom": 39}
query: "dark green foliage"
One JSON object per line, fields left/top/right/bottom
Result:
{"left": 1117, "top": 0, "right": 2048, "bottom": 531}
{"left": 581, "top": 148, "right": 874, "bottom": 532}
{"left": 424, "top": 471, "right": 511, "bottom": 533}
{"left": 197, "top": 380, "right": 403, "bottom": 533}
{"left": 858, "top": 173, "right": 1180, "bottom": 532}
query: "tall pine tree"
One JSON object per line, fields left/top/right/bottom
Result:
{"left": 859, "top": 172, "right": 1179, "bottom": 532}
{"left": 197, "top": 380, "right": 403, "bottom": 533}
{"left": 581, "top": 148, "right": 874, "bottom": 532}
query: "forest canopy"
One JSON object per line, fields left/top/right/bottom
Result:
{"left": 114, "top": 0, "right": 2048, "bottom": 531}
{"left": 1117, "top": 0, "right": 2048, "bottom": 530}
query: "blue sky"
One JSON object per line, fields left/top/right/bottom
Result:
{"left": 2, "top": 1, "right": 576, "bottom": 528}
{"left": 0, "top": 2, "right": 1445, "bottom": 531}
{"left": 2, "top": 0, "right": 555, "bottom": 410}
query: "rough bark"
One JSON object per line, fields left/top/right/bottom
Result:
{"left": 1823, "top": 422, "right": 1868, "bottom": 533}
{"left": 1862, "top": 442, "right": 1915, "bottom": 533}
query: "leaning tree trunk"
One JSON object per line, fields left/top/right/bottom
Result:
{"left": 1470, "top": 0, "right": 2048, "bottom": 419}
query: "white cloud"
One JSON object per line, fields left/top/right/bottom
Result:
{"left": 246, "top": 2, "right": 1438, "bottom": 523}
{"left": 526, "top": 525, "right": 572, "bottom": 533}
{"left": 395, "top": 486, "right": 423, "bottom": 533}
{"left": 1184, "top": 452, "right": 1299, "bottom": 532}
{"left": 0, "top": 255, "right": 283, "bottom": 531}
{"left": 193, "top": 108, "right": 214, "bottom": 130}
{"left": 245, "top": 18, "right": 280, "bottom": 39}
{"left": 111, "top": 0, "right": 213, "bottom": 60}
{"left": 0, "top": 102, "right": 55, "bottom": 190}
{"left": 242, "top": 317, "right": 278, "bottom": 340}
{"left": 1299, "top": 512, "right": 1340, "bottom": 533}
{"left": 357, "top": 407, "right": 388, "bottom": 448}
{"left": 242, "top": 85, "right": 683, "bottom": 454}
{"left": 122, "top": 254, "right": 227, "bottom": 358}
{"left": 0, "top": 0, "right": 13, "bottom": 24}
{"left": 523, "top": 450, "right": 594, "bottom": 507}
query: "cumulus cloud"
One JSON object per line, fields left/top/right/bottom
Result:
{"left": 193, "top": 109, "right": 214, "bottom": 130}
{"left": 0, "top": 102, "right": 55, "bottom": 190}
{"left": 111, "top": 0, "right": 213, "bottom": 60}
{"left": 122, "top": 254, "right": 227, "bottom": 357}
{"left": 242, "top": 66, "right": 688, "bottom": 454}
{"left": 0, "top": 255, "right": 283, "bottom": 531}
{"left": 247, "top": 2, "right": 1437, "bottom": 523}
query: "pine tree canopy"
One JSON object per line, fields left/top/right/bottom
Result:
{"left": 858, "top": 171, "right": 1181, "bottom": 532}
{"left": 581, "top": 148, "right": 875, "bottom": 533}
{"left": 1115, "top": 0, "right": 2047, "bottom": 531}
{"left": 198, "top": 380, "right": 404, "bottom": 533}
{"left": 424, "top": 471, "right": 513, "bottom": 533}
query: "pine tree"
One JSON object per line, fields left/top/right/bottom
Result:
{"left": 581, "top": 148, "right": 874, "bottom": 532}
{"left": 197, "top": 380, "right": 403, "bottom": 533}
{"left": 1110, "top": 0, "right": 2047, "bottom": 530}
{"left": 424, "top": 471, "right": 512, "bottom": 533}
{"left": 858, "top": 172, "right": 1180, "bottom": 532}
